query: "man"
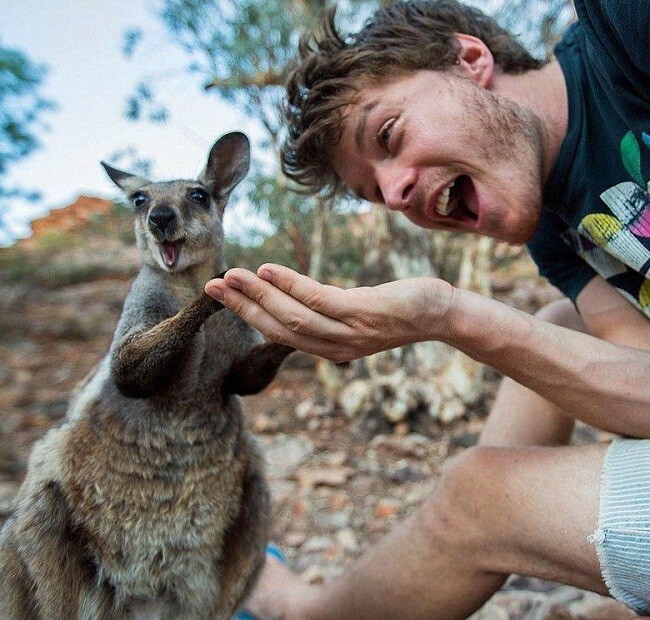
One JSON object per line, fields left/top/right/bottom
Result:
{"left": 205, "top": 1, "right": 650, "bottom": 617}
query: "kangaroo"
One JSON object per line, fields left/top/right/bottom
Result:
{"left": 0, "top": 131, "right": 293, "bottom": 620}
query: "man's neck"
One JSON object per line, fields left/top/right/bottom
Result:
{"left": 493, "top": 60, "right": 569, "bottom": 184}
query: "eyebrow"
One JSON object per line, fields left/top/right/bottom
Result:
{"left": 354, "top": 100, "right": 379, "bottom": 152}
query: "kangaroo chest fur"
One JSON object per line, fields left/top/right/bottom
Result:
{"left": 63, "top": 385, "right": 249, "bottom": 607}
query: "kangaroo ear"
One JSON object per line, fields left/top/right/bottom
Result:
{"left": 200, "top": 132, "right": 250, "bottom": 203}
{"left": 101, "top": 162, "right": 151, "bottom": 194}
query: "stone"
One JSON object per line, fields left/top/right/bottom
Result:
{"left": 380, "top": 398, "right": 409, "bottom": 423}
{"left": 296, "top": 466, "right": 355, "bottom": 488}
{"left": 323, "top": 451, "right": 348, "bottom": 467}
{"left": 263, "top": 434, "right": 314, "bottom": 480}
{"left": 292, "top": 496, "right": 309, "bottom": 518}
{"left": 294, "top": 399, "right": 315, "bottom": 420}
{"left": 251, "top": 412, "right": 281, "bottom": 433}
{"left": 394, "top": 422, "right": 409, "bottom": 436}
{"left": 301, "top": 565, "right": 325, "bottom": 584}
{"left": 335, "top": 528, "right": 358, "bottom": 553}
{"left": 327, "top": 491, "right": 349, "bottom": 510}
{"left": 388, "top": 463, "right": 426, "bottom": 484}
{"left": 370, "top": 433, "right": 429, "bottom": 459}
{"left": 438, "top": 398, "right": 466, "bottom": 424}
{"left": 312, "top": 509, "right": 350, "bottom": 532}
{"left": 338, "top": 379, "right": 371, "bottom": 419}
{"left": 374, "top": 498, "right": 400, "bottom": 519}
{"left": 269, "top": 480, "right": 296, "bottom": 505}
{"left": 302, "top": 536, "right": 335, "bottom": 554}
{"left": 284, "top": 532, "right": 307, "bottom": 548}
{"left": 450, "top": 431, "right": 479, "bottom": 449}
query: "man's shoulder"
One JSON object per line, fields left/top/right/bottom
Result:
{"left": 571, "top": 0, "right": 650, "bottom": 88}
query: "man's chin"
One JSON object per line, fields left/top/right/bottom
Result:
{"left": 490, "top": 211, "right": 541, "bottom": 246}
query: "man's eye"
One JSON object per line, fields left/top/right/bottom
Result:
{"left": 190, "top": 188, "right": 209, "bottom": 205}
{"left": 377, "top": 118, "right": 396, "bottom": 151}
{"left": 132, "top": 192, "right": 148, "bottom": 207}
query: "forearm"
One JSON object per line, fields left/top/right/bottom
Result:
{"left": 203, "top": 266, "right": 649, "bottom": 434}
{"left": 442, "top": 287, "right": 650, "bottom": 436}
{"left": 111, "top": 293, "right": 222, "bottom": 398}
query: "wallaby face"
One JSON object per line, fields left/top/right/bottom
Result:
{"left": 102, "top": 131, "right": 250, "bottom": 273}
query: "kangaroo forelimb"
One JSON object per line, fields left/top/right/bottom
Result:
{"left": 223, "top": 342, "right": 294, "bottom": 396}
{"left": 112, "top": 293, "right": 224, "bottom": 398}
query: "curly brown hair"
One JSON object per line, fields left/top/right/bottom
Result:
{"left": 281, "top": 0, "right": 546, "bottom": 197}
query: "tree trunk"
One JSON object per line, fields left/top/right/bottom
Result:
{"left": 308, "top": 197, "right": 329, "bottom": 280}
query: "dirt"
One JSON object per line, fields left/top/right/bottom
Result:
{"left": 0, "top": 246, "right": 635, "bottom": 619}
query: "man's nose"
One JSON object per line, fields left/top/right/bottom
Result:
{"left": 377, "top": 166, "right": 417, "bottom": 211}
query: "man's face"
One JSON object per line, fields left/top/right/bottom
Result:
{"left": 330, "top": 70, "right": 546, "bottom": 245}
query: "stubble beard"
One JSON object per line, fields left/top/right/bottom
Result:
{"left": 458, "top": 79, "right": 546, "bottom": 244}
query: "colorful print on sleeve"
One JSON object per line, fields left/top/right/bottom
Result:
{"left": 572, "top": 132, "right": 650, "bottom": 316}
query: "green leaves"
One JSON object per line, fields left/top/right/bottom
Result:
{"left": 0, "top": 45, "right": 55, "bottom": 172}
{"left": 0, "top": 42, "right": 56, "bottom": 237}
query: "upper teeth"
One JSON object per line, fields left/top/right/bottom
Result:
{"left": 435, "top": 181, "right": 455, "bottom": 216}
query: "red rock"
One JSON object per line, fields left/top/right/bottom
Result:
{"left": 28, "top": 196, "right": 113, "bottom": 243}
{"left": 374, "top": 498, "right": 400, "bottom": 518}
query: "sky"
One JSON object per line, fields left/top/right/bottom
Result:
{"left": 2, "top": 0, "right": 266, "bottom": 245}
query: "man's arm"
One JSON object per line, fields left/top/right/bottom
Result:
{"left": 576, "top": 275, "right": 650, "bottom": 347}
{"left": 447, "top": 275, "right": 650, "bottom": 437}
{"left": 205, "top": 266, "right": 650, "bottom": 437}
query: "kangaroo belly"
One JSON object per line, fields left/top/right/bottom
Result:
{"left": 64, "top": 416, "right": 246, "bottom": 607}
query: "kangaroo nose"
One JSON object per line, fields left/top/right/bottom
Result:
{"left": 148, "top": 206, "right": 177, "bottom": 238}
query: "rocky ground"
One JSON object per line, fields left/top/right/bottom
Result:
{"left": 0, "top": 237, "right": 638, "bottom": 619}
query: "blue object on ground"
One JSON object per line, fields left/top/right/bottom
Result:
{"left": 232, "top": 543, "right": 286, "bottom": 620}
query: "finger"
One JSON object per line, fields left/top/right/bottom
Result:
{"left": 204, "top": 279, "right": 357, "bottom": 361}
{"left": 222, "top": 269, "right": 354, "bottom": 342}
{"left": 256, "top": 264, "right": 360, "bottom": 321}
{"left": 207, "top": 271, "right": 353, "bottom": 343}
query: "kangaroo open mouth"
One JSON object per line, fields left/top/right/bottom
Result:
{"left": 160, "top": 240, "right": 183, "bottom": 268}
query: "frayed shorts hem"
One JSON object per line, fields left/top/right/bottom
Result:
{"left": 589, "top": 437, "right": 650, "bottom": 615}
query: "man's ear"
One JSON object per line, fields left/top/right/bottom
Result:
{"left": 453, "top": 33, "right": 495, "bottom": 89}
{"left": 101, "top": 162, "right": 151, "bottom": 194}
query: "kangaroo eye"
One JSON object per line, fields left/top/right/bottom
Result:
{"left": 132, "top": 192, "right": 148, "bottom": 208}
{"left": 190, "top": 188, "right": 209, "bottom": 206}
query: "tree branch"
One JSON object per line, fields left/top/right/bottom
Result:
{"left": 204, "top": 70, "right": 286, "bottom": 91}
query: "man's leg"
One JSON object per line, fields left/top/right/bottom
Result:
{"left": 480, "top": 298, "right": 585, "bottom": 448}
{"left": 245, "top": 300, "right": 606, "bottom": 619}
{"left": 248, "top": 443, "right": 609, "bottom": 620}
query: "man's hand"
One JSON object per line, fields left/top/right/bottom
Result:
{"left": 204, "top": 264, "right": 455, "bottom": 362}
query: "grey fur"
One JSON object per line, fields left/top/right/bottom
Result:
{"left": 0, "top": 132, "right": 293, "bottom": 619}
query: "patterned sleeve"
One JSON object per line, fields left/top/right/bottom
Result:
{"left": 526, "top": 209, "right": 597, "bottom": 303}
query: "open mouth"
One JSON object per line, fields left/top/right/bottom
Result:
{"left": 160, "top": 240, "right": 184, "bottom": 268}
{"left": 433, "top": 175, "right": 479, "bottom": 224}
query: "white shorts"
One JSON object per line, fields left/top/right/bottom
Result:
{"left": 589, "top": 437, "right": 650, "bottom": 614}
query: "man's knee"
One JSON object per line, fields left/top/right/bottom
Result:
{"left": 418, "top": 447, "right": 507, "bottom": 557}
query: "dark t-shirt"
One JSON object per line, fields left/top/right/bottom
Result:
{"left": 527, "top": 0, "right": 650, "bottom": 317}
